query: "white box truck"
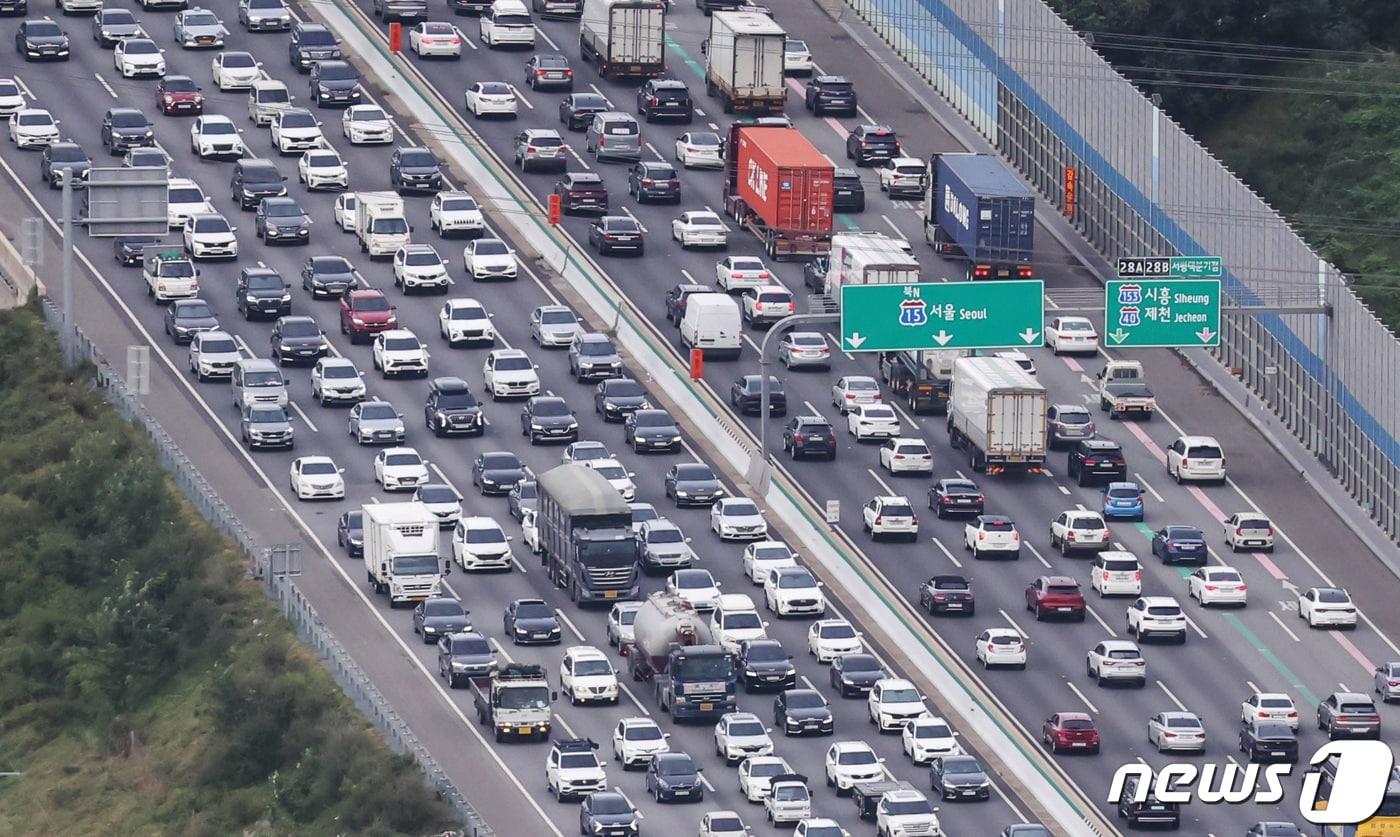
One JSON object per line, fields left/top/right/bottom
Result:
{"left": 825, "top": 233, "right": 920, "bottom": 297}
{"left": 363, "top": 501, "right": 444, "bottom": 606}
{"left": 680, "top": 293, "right": 741, "bottom": 359}
{"left": 354, "top": 191, "right": 410, "bottom": 258}
{"left": 704, "top": 11, "right": 786, "bottom": 114}
{"left": 579, "top": 0, "right": 666, "bottom": 79}
{"left": 947, "top": 356, "right": 1047, "bottom": 474}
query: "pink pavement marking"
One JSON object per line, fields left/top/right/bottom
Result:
{"left": 1122, "top": 420, "right": 1166, "bottom": 465}
{"left": 1187, "top": 484, "right": 1288, "bottom": 579}
{"left": 824, "top": 117, "right": 849, "bottom": 139}
{"left": 1060, "top": 356, "right": 1083, "bottom": 372}
{"left": 1332, "top": 631, "right": 1376, "bottom": 673}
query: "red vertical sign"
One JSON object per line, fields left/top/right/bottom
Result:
{"left": 1063, "top": 166, "right": 1077, "bottom": 218}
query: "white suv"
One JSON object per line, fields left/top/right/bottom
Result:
{"left": 764, "top": 566, "right": 826, "bottom": 617}
{"left": 868, "top": 678, "right": 930, "bottom": 732}
{"left": 713, "top": 712, "right": 774, "bottom": 765}
{"left": 862, "top": 496, "right": 918, "bottom": 541}
{"left": 1126, "top": 596, "right": 1188, "bottom": 642}
{"left": 824, "top": 740, "right": 884, "bottom": 792}
{"left": 876, "top": 788, "right": 944, "bottom": 837}
{"left": 452, "top": 516, "right": 513, "bottom": 571}
{"left": 482, "top": 348, "right": 541, "bottom": 399}
{"left": 1090, "top": 551, "right": 1142, "bottom": 597}
{"left": 963, "top": 514, "right": 1020, "bottom": 559}
{"left": 611, "top": 717, "right": 670, "bottom": 768}
{"left": 710, "top": 594, "right": 768, "bottom": 653}
{"left": 559, "top": 645, "right": 619, "bottom": 705}
{"left": 544, "top": 739, "right": 606, "bottom": 801}
{"left": 1166, "top": 434, "right": 1226, "bottom": 484}
{"left": 1049, "top": 509, "right": 1110, "bottom": 555}
{"left": 1086, "top": 639, "right": 1147, "bottom": 686}
{"left": 902, "top": 715, "right": 961, "bottom": 764}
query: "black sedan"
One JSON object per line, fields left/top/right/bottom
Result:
{"left": 664, "top": 283, "right": 709, "bottom": 323}
{"left": 472, "top": 450, "right": 525, "bottom": 495}
{"left": 1239, "top": 721, "right": 1299, "bottom": 763}
{"left": 774, "top": 688, "right": 834, "bottom": 736}
{"left": 595, "top": 377, "right": 649, "bottom": 421}
{"left": 438, "top": 631, "right": 496, "bottom": 687}
{"left": 664, "top": 463, "right": 724, "bottom": 507}
{"left": 1151, "top": 525, "right": 1208, "bottom": 565}
{"left": 928, "top": 478, "right": 984, "bottom": 517}
{"left": 115, "top": 235, "right": 163, "bottom": 267}
{"left": 929, "top": 755, "right": 991, "bottom": 801}
{"left": 730, "top": 375, "right": 786, "bottom": 416}
{"left": 503, "top": 598, "right": 562, "bottom": 645}
{"left": 336, "top": 509, "right": 363, "bottom": 556}
{"left": 829, "top": 653, "right": 884, "bottom": 697}
{"left": 579, "top": 791, "right": 639, "bottom": 836}
{"left": 520, "top": 396, "right": 579, "bottom": 444}
{"left": 270, "top": 315, "right": 328, "bottom": 365}
{"left": 162, "top": 298, "right": 219, "bottom": 344}
{"left": 40, "top": 141, "right": 90, "bottom": 187}
{"left": 588, "top": 216, "right": 644, "bottom": 256}
{"left": 559, "top": 92, "right": 609, "bottom": 130}
{"left": 301, "top": 255, "right": 356, "bottom": 298}
{"left": 919, "top": 575, "right": 975, "bottom": 616}
{"left": 413, "top": 596, "right": 471, "bottom": 644}
{"left": 624, "top": 408, "right": 681, "bottom": 453}
{"left": 739, "top": 638, "right": 797, "bottom": 692}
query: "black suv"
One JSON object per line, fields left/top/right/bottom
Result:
{"left": 782, "top": 415, "right": 835, "bottom": 460}
{"left": 425, "top": 376, "right": 484, "bottom": 437}
{"left": 231, "top": 159, "right": 288, "bottom": 210}
{"left": 627, "top": 160, "right": 680, "bottom": 203}
{"left": 636, "top": 78, "right": 693, "bottom": 122}
{"left": 100, "top": 107, "right": 153, "bottom": 154}
{"left": 1116, "top": 773, "right": 1181, "bottom": 830}
{"left": 664, "top": 283, "right": 709, "bottom": 323}
{"left": 805, "top": 75, "right": 857, "bottom": 116}
{"left": 309, "top": 59, "right": 362, "bottom": 107}
{"left": 738, "top": 639, "right": 797, "bottom": 692}
{"left": 288, "top": 22, "right": 342, "bottom": 71}
{"left": 270, "top": 315, "right": 327, "bottom": 365}
{"left": 832, "top": 168, "right": 865, "bottom": 212}
{"left": 845, "top": 124, "right": 899, "bottom": 166}
{"left": 390, "top": 146, "right": 443, "bottom": 193}
{"left": 803, "top": 256, "right": 829, "bottom": 293}
{"left": 1066, "top": 438, "right": 1126, "bottom": 486}
{"left": 553, "top": 171, "right": 608, "bottom": 213}
{"left": 236, "top": 267, "right": 292, "bottom": 320}
{"left": 16, "top": 18, "right": 68, "bottom": 62}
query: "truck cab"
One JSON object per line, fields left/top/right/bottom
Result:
{"left": 474, "top": 662, "right": 555, "bottom": 742}
{"left": 355, "top": 191, "right": 410, "bottom": 257}
{"left": 624, "top": 592, "right": 737, "bottom": 719}
{"left": 143, "top": 247, "right": 199, "bottom": 302}
{"left": 362, "top": 501, "right": 443, "bottom": 605}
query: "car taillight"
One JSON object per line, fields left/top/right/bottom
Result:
{"left": 526, "top": 146, "right": 537, "bottom": 152}
{"left": 845, "top": 393, "right": 855, "bottom": 400}
{"left": 1182, "top": 458, "right": 1190, "bottom": 467}
{"left": 731, "top": 272, "right": 743, "bottom": 279}
{"left": 1134, "top": 571, "right": 1141, "bottom": 580}
{"left": 1204, "top": 584, "right": 1217, "bottom": 591}
{"left": 874, "top": 516, "right": 882, "bottom": 525}
{"left": 1287, "top": 711, "right": 1298, "bottom": 717}
{"left": 1066, "top": 531, "right": 1076, "bottom": 540}
{"left": 911, "top": 516, "right": 918, "bottom": 526}
{"left": 641, "top": 178, "right": 653, "bottom": 185}
{"left": 564, "top": 69, "right": 573, "bottom": 76}
{"left": 1163, "top": 731, "right": 1177, "bottom": 738}
{"left": 1084, "top": 457, "right": 1098, "bottom": 466}
{"left": 758, "top": 272, "right": 770, "bottom": 279}
{"left": 1238, "top": 584, "right": 1247, "bottom": 590}
{"left": 977, "top": 531, "right": 984, "bottom": 540}
{"left": 1018, "top": 265, "right": 1034, "bottom": 278}
{"left": 894, "top": 454, "right": 905, "bottom": 460}
{"left": 1266, "top": 528, "right": 1274, "bottom": 535}
{"left": 450, "top": 37, "right": 460, "bottom": 44}
{"left": 1016, "top": 644, "right": 1025, "bottom": 652}
{"left": 794, "top": 434, "right": 804, "bottom": 442}
{"left": 1012, "top": 532, "right": 1020, "bottom": 540}
{"left": 649, "top": 97, "right": 658, "bottom": 105}
{"left": 986, "top": 643, "right": 995, "bottom": 652}
{"left": 973, "top": 265, "right": 991, "bottom": 278}
{"left": 536, "top": 69, "right": 547, "bottom": 75}
{"left": 933, "top": 594, "right": 945, "bottom": 601}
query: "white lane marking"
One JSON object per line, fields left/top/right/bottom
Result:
{"left": 1247, "top": 680, "right": 1261, "bottom": 694}
{"left": 0, "top": 138, "right": 568, "bottom": 836}
{"left": 707, "top": 121, "right": 719, "bottom": 131}
{"left": 741, "top": 333, "right": 760, "bottom": 354}
{"left": 490, "top": 637, "right": 516, "bottom": 663}
{"left": 554, "top": 713, "right": 578, "bottom": 738}
{"left": 1057, "top": 485, "right": 1071, "bottom": 495}
{"left": 233, "top": 334, "right": 255, "bottom": 357}
{"left": 1133, "top": 473, "right": 1165, "bottom": 502}
{"left": 1066, "top": 681, "right": 1099, "bottom": 714}
{"left": 644, "top": 141, "right": 664, "bottom": 161}
{"left": 698, "top": 772, "right": 716, "bottom": 792}
{"left": 824, "top": 332, "right": 854, "bottom": 360}
{"left": 535, "top": 25, "right": 559, "bottom": 51}
{"left": 1085, "top": 603, "right": 1117, "bottom": 637}
{"left": 694, "top": 107, "right": 705, "bottom": 116}
{"left": 802, "top": 400, "right": 822, "bottom": 417}
{"left": 992, "top": 781, "right": 1029, "bottom": 823}
{"left": 880, "top": 215, "right": 906, "bottom": 239}
{"left": 514, "top": 87, "right": 535, "bottom": 109}
{"left": 1024, "top": 541, "right": 1052, "bottom": 569}
{"left": 13, "top": 75, "right": 33, "bottom": 99}
{"left": 619, "top": 682, "right": 648, "bottom": 714}
{"left": 1156, "top": 680, "right": 1188, "bottom": 712}
{"left": 1269, "top": 611, "right": 1301, "bottom": 642}
{"left": 680, "top": 268, "right": 698, "bottom": 284}
{"left": 932, "top": 536, "right": 961, "bottom": 568}
{"left": 562, "top": 140, "right": 591, "bottom": 169}
{"left": 620, "top": 205, "right": 648, "bottom": 233}
{"left": 892, "top": 403, "right": 919, "bottom": 428}
{"left": 587, "top": 84, "right": 612, "bottom": 106}
{"left": 613, "top": 786, "right": 644, "bottom": 819}
{"left": 556, "top": 608, "right": 586, "bottom": 642}
{"left": 1184, "top": 614, "right": 1209, "bottom": 640}
{"left": 866, "top": 468, "right": 896, "bottom": 496}
{"left": 289, "top": 400, "right": 319, "bottom": 432}
{"left": 94, "top": 72, "right": 119, "bottom": 99}
{"left": 1000, "top": 609, "right": 1030, "bottom": 639}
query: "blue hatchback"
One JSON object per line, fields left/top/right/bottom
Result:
{"left": 1101, "top": 482, "right": 1145, "bottom": 521}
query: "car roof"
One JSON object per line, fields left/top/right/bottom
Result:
{"left": 1080, "top": 438, "right": 1120, "bottom": 449}
{"left": 463, "top": 515, "right": 505, "bottom": 528}
{"left": 1139, "top": 595, "right": 1179, "bottom": 606}
{"left": 877, "top": 677, "right": 915, "bottom": 689}
{"left": 566, "top": 645, "right": 608, "bottom": 660}
{"left": 977, "top": 514, "right": 1012, "bottom": 524}
{"left": 1054, "top": 711, "right": 1092, "bottom": 721}
{"left": 1041, "top": 575, "right": 1077, "bottom": 585}
{"left": 430, "top": 376, "right": 470, "bottom": 391}
{"left": 1100, "top": 639, "right": 1141, "bottom": 652}
{"left": 875, "top": 495, "right": 910, "bottom": 503}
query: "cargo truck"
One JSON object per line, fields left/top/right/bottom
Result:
{"left": 703, "top": 11, "right": 786, "bottom": 114}
{"left": 879, "top": 348, "right": 969, "bottom": 415}
{"left": 1096, "top": 359, "right": 1156, "bottom": 420}
{"left": 354, "top": 191, "right": 410, "bottom": 258}
{"left": 947, "top": 355, "right": 1047, "bottom": 474}
{"left": 537, "top": 464, "right": 641, "bottom": 605}
{"left": 362, "top": 501, "right": 444, "bottom": 606}
{"left": 923, "top": 152, "right": 1035, "bottom": 280}
{"left": 143, "top": 246, "right": 199, "bottom": 303}
{"left": 824, "top": 233, "right": 919, "bottom": 297}
{"left": 722, "top": 124, "right": 834, "bottom": 260}
{"left": 472, "top": 662, "right": 556, "bottom": 742}
{"left": 621, "top": 592, "right": 737, "bottom": 720}
{"left": 579, "top": 0, "right": 666, "bottom": 79}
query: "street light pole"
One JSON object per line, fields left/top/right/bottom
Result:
{"left": 61, "top": 167, "right": 75, "bottom": 363}
{"left": 756, "top": 310, "right": 841, "bottom": 460}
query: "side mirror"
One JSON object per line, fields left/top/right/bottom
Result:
{"left": 338, "top": 467, "right": 346, "bottom": 473}
{"left": 506, "top": 535, "right": 515, "bottom": 541}
{"left": 550, "top": 690, "right": 559, "bottom": 701}
{"left": 628, "top": 472, "right": 636, "bottom": 478}
{"left": 1222, "top": 518, "right": 1231, "bottom": 524}
{"left": 442, "top": 560, "right": 452, "bottom": 575}
{"left": 380, "top": 562, "right": 388, "bottom": 574}
{"left": 230, "top": 226, "right": 239, "bottom": 232}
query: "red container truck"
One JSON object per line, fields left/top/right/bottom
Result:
{"left": 722, "top": 124, "right": 833, "bottom": 260}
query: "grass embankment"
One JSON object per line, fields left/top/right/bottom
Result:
{"left": 0, "top": 303, "right": 454, "bottom": 836}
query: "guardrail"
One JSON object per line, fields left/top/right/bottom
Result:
{"left": 36, "top": 299, "right": 491, "bottom": 837}
{"left": 838, "top": 0, "right": 1400, "bottom": 543}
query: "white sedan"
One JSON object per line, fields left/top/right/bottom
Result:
{"left": 298, "top": 147, "right": 348, "bottom": 190}
{"left": 559, "top": 645, "right": 619, "bottom": 705}
{"left": 269, "top": 109, "right": 326, "bottom": 155}
{"left": 975, "top": 628, "right": 1027, "bottom": 669}
{"left": 1186, "top": 565, "right": 1248, "bottom": 607}
{"left": 848, "top": 403, "right": 900, "bottom": 440}
{"left": 289, "top": 455, "right": 345, "bottom": 500}
{"left": 341, "top": 104, "right": 394, "bottom": 144}
{"left": 879, "top": 437, "right": 933, "bottom": 473}
{"left": 738, "top": 756, "right": 793, "bottom": 802}
{"left": 1298, "top": 587, "right": 1358, "bottom": 629}
{"left": 743, "top": 541, "right": 798, "bottom": 584}
{"left": 409, "top": 21, "right": 463, "bottom": 58}
{"left": 373, "top": 447, "right": 430, "bottom": 492}
{"left": 438, "top": 297, "right": 495, "bottom": 346}
{"left": 831, "top": 375, "right": 881, "bottom": 413}
{"left": 715, "top": 255, "right": 772, "bottom": 292}
{"left": 1241, "top": 692, "right": 1299, "bottom": 730}
{"left": 9, "top": 109, "right": 61, "bottom": 148}
{"left": 211, "top": 51, "right": 262, "bottom": 90}
{"left": 675, "top": 131, "right": 723, "bottom": 168}
{"left": 868, "top": 678, "right": 931, "bottom": 732}
{"left": 665, "top": 568, "right": 721, "bottom": 612}
{"left": 463, "top": 238, "right": 518, "bottom": 280}
{"left": 714, "top": 712, "right": 774, "bottom": 764}
{"left": 711, "top": 498, "right": 768, "bottom": 541}
{"left": 585, "top": 458, "right": 637, "bottom": 502}
{"left": 452, "top": 515, "right": 513, "bottom": 570}
{"left": 902, "top": 716, "right": 962, "bottom": 764}
{"left": 783, "top": 38, "right": 814, "bottom": 75}
{"left": 824, "top": 741, "right": 884, "bottom": 793}
{"left": 764, "top": 566, "right": 825, "bottom": 617}
{"left": 1224, "top": 511, "right": 1275, "bottom": 552}
{"left": 808, "top": 619, "right": 862, "bottom": 662}
{"left": 1045, "top": 315, "right": 1099, "bottom": 355}
{"left": 189, "top": 114, "right": 244, "bottom": 159}
{"left": 464, "top": 82, "right": 519, "bottom": 119}
{"left": 167, "top": 178, "right": 213, "bottom": 228}
{"left": 672, "top": 210, "right": 728, "bottom": 249}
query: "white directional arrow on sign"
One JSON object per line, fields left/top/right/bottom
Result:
{"left": 932, "top": 330, "right": 953, "bottom": 346}
{"left": 1108, "top": 329, "right": 1130, "bottom": 345}
{"left": 1196, "top": 327, "right": 1217, "bottom": 343}
{"left": 846, "top": 333, "right": 867, "bottom": 350}
{"left": 1018, "top": 328, "right": 1040, "bottom": 344}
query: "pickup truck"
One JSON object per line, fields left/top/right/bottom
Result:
{"left": 1096, "top": 359, "right": 1156, "bottom": 420}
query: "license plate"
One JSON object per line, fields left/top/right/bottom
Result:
{"left": 1071, "top": 742, "right": 1086, "bottom": 747}
{"left": 945, "top": 603, "right": 963, "bottom": 610}
{"left": 519, "top": 726, "right": 532, "bottom": 734}
{"left": 604, "top": 590, "right": 618, "bottom": 598}
{"left": 1271, "top": 751, "right": 1285, "bottom": 756}
{"left": 699, "top": 702, "right": 714, "bottom": 711}
{"left": 1057, "top": 607, "right": 1072, "bottom": 612}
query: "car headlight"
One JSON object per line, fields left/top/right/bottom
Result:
{"left": 567, "top": 422, "right": 578, "bottom": 430}
{"left": 530, "top": 422, "right": 543, "bottom": 430}
{"left": 279, "top": 343, "right": 293, "bottom": 352}
{"left": 280, "top": 293, "right": 292, "bottom": 302}
{"left": 352, "top": 317, "right": 365, "bottom": 325}
{"left": 245, "top": 294, "right": 258, "bottom": 303}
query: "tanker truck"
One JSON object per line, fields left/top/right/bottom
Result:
{"left": 621, "top": 592, "right": 737, "bottom": 720}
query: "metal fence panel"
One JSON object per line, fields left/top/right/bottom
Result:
{"left": 845, "top": 0, "right": 1400, "bottom": 541}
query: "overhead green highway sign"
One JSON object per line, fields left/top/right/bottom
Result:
{"left": 1104, "top": 279, "right": 1221, "bottom": 348}
{"left": 839, "top": 280, "right": 1044, "bottom": 352}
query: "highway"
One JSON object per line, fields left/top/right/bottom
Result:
{"left": 3, "top": 0, "right": 1400, "bottom": 835}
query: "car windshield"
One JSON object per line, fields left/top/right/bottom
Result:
{"left": 267, "top": 202, "right": 303, "bottom": 218}
{"left": 1071, "top": 517, "right": 1104, "bottom": 530}
{"left": 307, "top": 152, "right": 340, "bottom": 166}
{"left": 882, "top": 504, "right": 913, "bottom": 517}
{"left": 1147, "top": 605, "right": 1181, "bottom": 616}
{"left": 400, "top": 151, "right": 436, "bottom": 167}
{"left": 1057, "top": 408, "right": 1091, "bottom": 424}
{"left": 322, "top": 364, "right": 357, "bottom": 379}
{"left": 1107, "top": 487, "right": 1139, "bottom": 499}
{"left": 193, "top": 216, "right": 231, "bottom": 233}
{"left": 915, "top": 722, "right": 951, "bottom": 738}
{"left": 883, "top": 687, "right": 920, "bottom": 703}
{"left": 482, "top": 453, "right": 519, "bottom": 469}
{"left": 419, "top": 486, "right": 457, "bottom": 503}
{"left": 170, "top": 187, "right": 204, "bottom": 204}
{"left": 319, "top": 64, "right": 357, "bottom": 81}
{"left": 165, "top": 77, "right": 198, "bottom": 93}
{"left": 981, "top": 519, "right": 1015, "bottom": 532}
{"left": 281, "top": 112, "right": 316, "bottom": 129}
{"left": 125, "top": 41, "right": 161, "bottom": 55}
{"left": 777, "top": 572, "right": 814, "bottom": 589}
{"left": 1060, "top": 320, "right": 1093, "bottom": 332}
{"left": 787, "top": 692, "right": 824, "bottom": 709}
{"left": 988, "top": 634, "right": 1018, "bottom": 645}
{"left": 594, "top": 465, "right": 626, "bottom": 481}
{"left": 383, "top": 336, "right": 420, "bottom": 353}
{"left": 630, "top": 506, "right": 656, "bottom": 524}
{"left": 731, "top": 258, "right": 765, "bottom": 272}
{"left": 515, "top": 602, "right": 552, "bottom": 619}
{"left": 580, "top": 340, "right": 616, "bottom": 356}
{"left": 280, "top": 320, "right": 318, "bottom": 337}
{"left": 528, "top": 135, "right": 562, "bottom": 147}
{"left": 540, "top": 309, "right": 575, "bottom": 324}
{"left": 674, "top": 572, "right": 712, "bottom": 590}
{"left": 480, "top": 82, "right": 513, "bottom": 95}
{"left": 724, "top": 611, "right": 761, "bottom": 629}
{"left": 689, "top": 132, "right": 720, "bottom": 146}
{"left": 748, "top": 761, "right": 784, "bottom": 778}
{"left": 886, "top": 800, "right": 933, "bottom": 815}
{"left": 605, "top": 219, "right": 639, "bottom": 232}
{"left": 724, "top": 502, "right": 759, "bottom": 517}
{"left": 558, "top": 752, "right": 596, "bottom": 770}
{"left": 675, "top": 464, "right": 714, "bottom": 480}
{"left": 1106, "top": 649, "right": 1141, "bottom": 660}
{"left": 589, "top": 796, "right": 630, "bottom": 815}
{"left": 474, "top": 240, "right": 509, "bottom": 256}
{"left": 498, "top": 685, "right": 548, "bottom": 710}
{"left": 350, "top": 107, "right": 387, "bottom": 122}
{"left": 360, "top": 403, "right": 397, "bottom": 420}
{"left": 184, "top": 11, "right": 219, "bottom": 25}
{"left": 786, "top": 39, "right": 808, "bottom": 51}
{"left": 384, "top": 453, "right": 420, "bottom": 467}
{"left": 532, "top": 400, "right": 569, "bottom": 417}
{"left": 574, "top": 659, "right": 612, "bottom": 676}
{"left": 658, "top": 758, "right": 694, "bottom": 776}
{"left": 1061, "top": 718, "right": 1094, "bottom": 730}
{"left": 465, "top": 527, "right": 505, "bottom": 544}
{"left": 1341, "top": 703, "right": 1375, "bottom": 713}
{"left": 103, "top": 10, "right": 136, "bottom": 23}
{"left": 202, "top": 338, "right": 237, "bottom": 354}
{"left": 300, "top": 29, "right": 335, "bottom": 45}
{"left": 18, "top": 113, "right": 53, "bottom": 126}
{"left": 934, "top": 578, "right": 969, "bottom": 590}
{"left": 244, "top": 165, "right": 283, "bottom": 183}
{"left": 223, "top": 52, "right": 257, "bottom": 68}
{"left": 572, "top": 94, "right": 607, "bottom": 109}
{"left": 624, "top": 724, "right": 661, "bottom": 740}
{"left": 1168, "top": 527, "right": 1202, "bottom": 540}
{"left": 424, "top": 600, "right": 462, "bottom": 617}
{"left": 729, "top": 719, "right": 765, "bottom": 737}
{"left": 177, "top": 303, "right": 213, "bottom": 319}
{"left": 839, "top": 749, "right": 877, "bottom": 765}
{"left": 353, "top": 295, "right": 390, "bottom": 312}
{"left": 647, "top": 528, "right": 683, "bottom": 544}
{"left": 258, "top": 87, "right": 291, "bottom": 104}
{"left": 441, "top": 195, "right": 478, "bottom": 212}
{"left": 436, "top": 392, "right": 477, "bottom": 409}
{"left": 821, "top": 623, "right": 857, "bottom": 639}
{"left": 634, "top": 412, "right": 672, "bottom": 427}
{"left": 1317, "top": 589, "right": 1350, "bottom": 603}
{"left": 403, "top": 250, "right": 441, "bottom": 266}
{"left": 708, "top": 816, "right": 743, "bottom": 832}
{"left": 249, "top": 407, "right": 286, "bottom": 422}
{"left": 746, "top": 643, "right": 784, "bottom": 661}
{"left": 494, "top": 356, "right": 531, "bottom": 371}
{"left": 944, "top": 760, "right": 981, "bottom": 774}
{"left": 773, "top": 785, "right": 808, "bottom": 801}
{"left": 1186, "top": 444, "right": 1223, "bottom": 458}
{"left": 1166, "top": 717, "right": 1200, "bottom": 729}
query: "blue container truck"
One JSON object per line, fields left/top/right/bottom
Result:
{"left": 537, "top": 464, "right": 641, "bottom": 605}
{"left": 923, "top": 152, "right": 1035, "bottom": 280}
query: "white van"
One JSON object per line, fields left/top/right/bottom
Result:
{"left": 480, "top": 0, "right": 536, "bottom": 48}
{"left": 231, "top": 358, "right": 289, "bottom": 411}
{"left": 680, "top": 293, "right": 741, "bottom": 358}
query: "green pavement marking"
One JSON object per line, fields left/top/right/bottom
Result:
{"left": 1222, "top": 613, "right": 1320, "bottom": 707}
{"left": 665, "top": 36, "right": 706, "bottom": 78}
{"left": 1173, "top": 566, "right": 1193, "bottom": 579}
{"left": 836, "top": 214, "right": 861, "bottom": 230}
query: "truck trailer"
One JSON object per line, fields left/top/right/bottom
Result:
{"left": 579, "top": 0, "right": 666, "bottom": 78}
{"left": 362, "top": 501, "right": 444, "bottom": 605}
{"left": 947, "top": 356, "right": 1047, "bottom": 474}
{"left": 537, "top": 464, "right": 641, "bottom": 605}
{"left": 824, "top": 233, "right": 920, "bottom": 297}
{"left": 923, "top": 153, "right": 1035, "bottom": 280}
{"left": 622, "top": 592, "right": 736, "bottom": 720}
{"left": 703, "top": 11, "right": 786, "bottom": 114}
{"left": 722, "top": 124, "right": 834, "bottom": 260}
